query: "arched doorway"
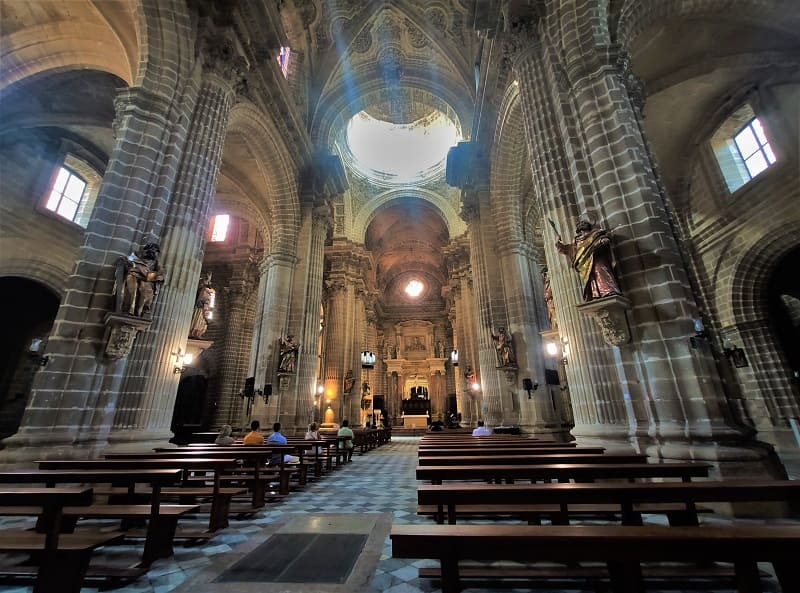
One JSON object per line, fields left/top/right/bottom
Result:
{"left": 768, "top": 246, "right": 800, "bottom": 381}
{"left": 0, "top": 277, "right": 59, "bottom": 438}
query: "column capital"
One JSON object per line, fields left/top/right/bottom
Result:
{"left": 197, "top": 21, "right": 249, "bottom": 95}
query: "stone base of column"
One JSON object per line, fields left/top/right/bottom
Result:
{"left": 105, "top": 428, "right": 176, "bottom": 453}
{"left": 571, "top": 423, "right": 638, "bottom": 454}
{"left": 0, "top": 429, "right": 112, "bottom": 466}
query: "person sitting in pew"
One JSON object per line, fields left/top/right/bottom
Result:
{"left": 337, "top": 419, "right": 355, "bottom": 461}
{"left": 215, "top": 424, "right": 235, "bottom": 445}
{"left": 472, "top": 420, "right": 491, "bottom": 436}
{"left": 267, "top": 422, "right": 299, "bottom": 464}
{"left": 243, "top": 420, "right": 265, "bottom": 445}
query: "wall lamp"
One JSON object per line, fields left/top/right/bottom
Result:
{"left": 28, "top": 338, "right": 49, "bottom": 367}
{"left": 172, "top": 348, "right": 193, "bottom": 374}
{"left": 544, "top": 336, "right": 569, "bottom": 365}
{"left": 690, "top": 318, "right": 707, "bottom": 349}
{"left": 722, "top": 338, "right": 749, "bottom": 368}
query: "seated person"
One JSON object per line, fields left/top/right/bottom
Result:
{"left": 305, "top": 422, "right": 322, "bottom": 456}
{"left": 472, "top": 420, "right": 491, "bottom": 436}
{"left": 266, "top": 421, "right": 299, "bottom": 464}
{"left": 214, "top": 424, "right": 236, "bottom": 445}
{"left": 243, "top": 420, "right": 265, "bottom": 445}
{"left": 337, "top": 419, "right": 355, "bottom": 461}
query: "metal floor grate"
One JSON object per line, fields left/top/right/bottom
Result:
{"left": 215, "top": 533, "right": 368, "bottom": 583}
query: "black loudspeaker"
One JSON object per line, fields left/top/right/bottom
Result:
{"left": 264, "top": 384, "right": 272, "bottom": 396}
{"left": 243, "top": 377, "right": 255, "bottom": 398}
{"left": 522, "top": 378, "right": 533, "bottom": 391}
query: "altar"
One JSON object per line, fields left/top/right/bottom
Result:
{"left": 401, "top": 414, "right": 429, "bottom": 428}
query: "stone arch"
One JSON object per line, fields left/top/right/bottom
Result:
{"left": 615, "top": 0, "right": 800, "bottom": 54}
{"left": 0, "top": 263, "right": 65, "bottom": 300}
{"left": 490, "top": 84, "right": 528, "bottom": 248}
{"left": 225, "top": 101, "right": 300, "bottom": 255}
{"left": 352, "top": 188, "right": 465, "bottom": 241}
{"left": 729, "top": 227, "right": 800, "bottom": 326}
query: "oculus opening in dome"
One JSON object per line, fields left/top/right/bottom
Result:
{"left": 345, "top": 110, "right": 460, "bottom": 184}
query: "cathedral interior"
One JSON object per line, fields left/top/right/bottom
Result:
{"left": 0, "top": 0, "right": 799, "bottom": 481}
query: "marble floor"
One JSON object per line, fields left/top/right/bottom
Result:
{"left": 0, "top": 436, "right": 796, "bottom": 593}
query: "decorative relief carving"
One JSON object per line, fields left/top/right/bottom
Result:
{"left": 352, "top": 27, "right": 373, "bottom": 53}
{"left": 103, "top": 312, "right": 151, "bottom": 359}
{"left": 425, "top": 7, "right": 448, "bottom": 36}
{"left": 576, "top": 295, "right": 632, "bottom": 346}
{"left": 405, "top": 19, "right": 429, "bottom": 49}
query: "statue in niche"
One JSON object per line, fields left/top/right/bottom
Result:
{"left": 343, "top": 370, "right": 355, "bottom": 394}
{"left": 542, "top": 267, "right": 557, "bottom": 329}
{"left": 491, "top": 327, "right": 517, "bottom": 368}
{"left": 278, "top": 334, "right": 299, "bottom": 373}
{"left": 556, "top": 220, "right": 622, "bottom": 302}
{"left": 435, "top": 340, "right": 444, "bottom": 358}
{"left": 114, "top": 240, "right": 165, "bottom": 318}
{"left": 464, "top": 366, "right": 476, "bottom": 385}
{"left": 189, "top": 272, "right": 215, "bottom": 339}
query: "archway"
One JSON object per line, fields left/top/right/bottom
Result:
{"left": 768, "top": 246, "right": 800, "bottom": 379}
{"left": 0, "top": 277, "right": 59, "bottom": 438}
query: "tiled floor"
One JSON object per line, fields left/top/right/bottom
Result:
{"left": 0, "top": 436, "right": 796, "bottom": 593}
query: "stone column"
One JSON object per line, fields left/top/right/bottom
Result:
{"left": 287, "top": 204, "right": 331, "bottom": 432}
{"left": 109, "top": 39, "right": 241, "bottom": 451}
{"left": 511, "top": 35, "right": 632, "bottom": 449}
{"left": 2, "top": 79, "right": 197, "bottom": 461}
{"left": 496, "top": 239, "right": 559, "bottom": 435}
{"left": 214, "top": 263, "right": 257, "bottom": 428}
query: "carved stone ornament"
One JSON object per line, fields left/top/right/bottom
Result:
{"left": 576, "top": 294, "right": 632, "bottom": 346}
{"left": 103, "top": 312, "right": 151, "bottom": 359}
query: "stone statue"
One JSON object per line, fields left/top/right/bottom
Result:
{"left": 491, "top": 327, "right": 517, "bottom": 368}
{"left": 343, "top": 370, "right": 355, "bottom": 394}
{"left": 556, "top": 220, "right": 622, "bottom": 301}
{"left": 114, "top": 240, "right": 165, "bottom": 317}
{"left": 542, "top": 267, "right": 557, "bottom": 329}
{"left": 435, "top": 340, "right": 443, "bottom": 358}
{"left": 189, "top": 272, "right": 215, "bottom": 339}
{"left": 464, "top": 366, "right": 476, "bottom": 385}
{"left": 278, "top": 334, "right": 299, "bottom": 372}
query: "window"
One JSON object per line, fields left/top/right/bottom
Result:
{"left": 210, "top": 214, "right": 230, "bottom": 242}
{"left": 733, "top": 118, "right": 776, "bottom": 178}
{"left": 277, "top": 47, "right": 291, "bottom": 78}
{"left": 45, "top": 167, "right": 87, "bottom": 222}
{"left": 710, "top": 104, "right": 777, "bottom": 193}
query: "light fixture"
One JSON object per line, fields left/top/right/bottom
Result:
{"left": 722, "top": 338, "right": 749, "bottom": 368}
{"left": 361, "top": 350, "right": 376, "bottom": 369}
{"left": 28, "top": 338, "right": 49, "bottom": 367}
{"left": 172, "top": 348, "right": 192, "bottom": 374}
{"left": 544, "top": 336, "right": 569, "bottom": 365}
{"left": 450, "top": 349, "right": 459, "bottom": 366}
{"left": 690, "top": 318, "right": 707, "bottom": 348}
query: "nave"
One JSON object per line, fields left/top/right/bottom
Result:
{"left": 0, "top": 436, "right": 797, "bottom": 593}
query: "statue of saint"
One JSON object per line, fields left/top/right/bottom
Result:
{"left": 115, "top": 240, "right": 165, "bottom": 317}
{"left": 542, "top": 267, "right": 557, "bottom": 329}
{"left": 189, "top": 272, "right": 215, "bottom": 339}
{"left": 556, "top": 220, "right": 622, "bottom": 301}
{"left": 278, "top": 334, "right": 299, "bottom": 372}
{"left": 491, "top": 327, "right": 517, "bottom": 368}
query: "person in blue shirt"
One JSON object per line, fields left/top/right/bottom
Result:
{"left": 472, "top": 420, "right": 491, "bottom": 436}
{"left": 267, "top": 422, "right": 298, "bottom": 464}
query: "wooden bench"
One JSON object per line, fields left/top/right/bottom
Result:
{"left": 417, "top": 453, "right": 647, "bottom": 466}
{"left": 416, "top": 462, "right": 711, "bottom": 485}
{"left": 391, "top": 523, "right": 800, "bottom": 593}
{"left": 417, "top": 480, "right": 800, "bottom": 526}
{"left": 0, "top": 468, "right": 198, "bottom": 566}
{"left": 0, "top": 488, "right": 127, "bottom": 593}
{"left": 418, "top": 446, "right": 601, "bottom": 456}
{"left": 36, "top": 458, "right": 241, "bottom": 532}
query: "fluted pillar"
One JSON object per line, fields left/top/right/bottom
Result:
{"left": 511, "top": 36, "right": 632, "bottom": 447}
{"left": 2, "top": 78, "right": 197, "bottom": 461}
{"left": 108, "top": 59, "right": 239, "bottom": 449}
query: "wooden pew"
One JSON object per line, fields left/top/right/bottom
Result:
{"left": 416, "top": 462, "right": 711, "bottom": 485}
{"left": 0, "top": 487, "right": 126, "bottom": 593}
{"left": 418, "top": 441, "right": 576, "bottom": 449}
{"left": 417, "top": 453, "right": 647, "bottom": 466}
{"left": 37, "top": 459, "right": 240, "bottom": 532}
{"left": 391, "top": 523, "right": 800, "bottom": 593}
{"left": 417, "top": 480, "right": 800, "bottom": 525}
{"left": 0, "top": 468, "right": 193, "bottom": 566}
{"left": 419, "top": 446, "right": 603, "bottom": 456}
